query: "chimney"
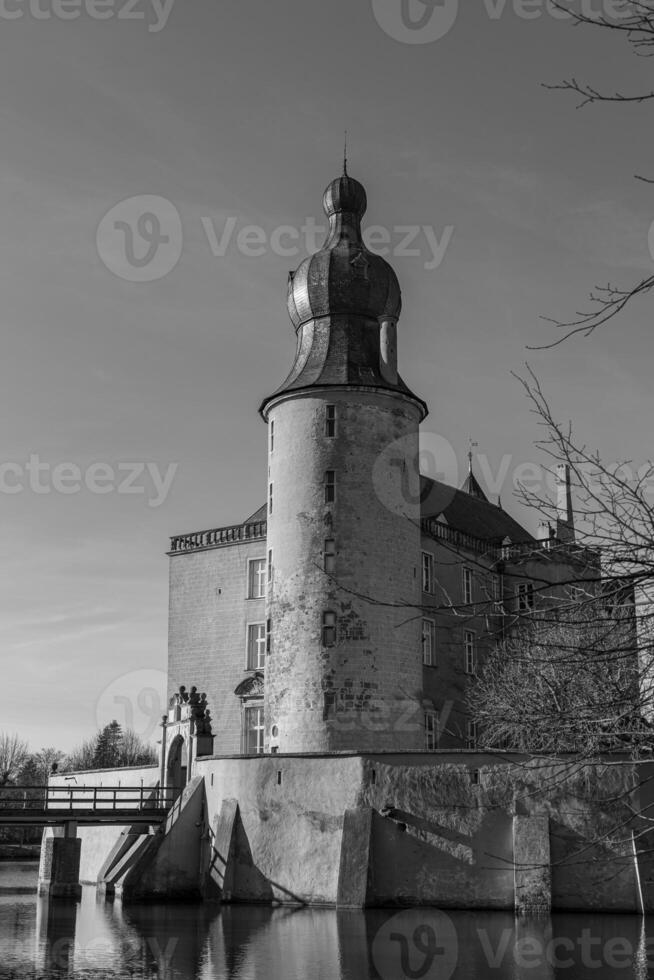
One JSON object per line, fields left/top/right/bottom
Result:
{"left": 556, "top": 464, "right": 575, "bottom": 544}
{"left": 536, "top": 521, "right": 555, "bottom": 548}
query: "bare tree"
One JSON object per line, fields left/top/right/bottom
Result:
{"left": 118, "top": 729, "right": 157, "bottom": 767}
{"left": 466, "top": 367, "right": 654, "bottom": 760}
{"left": 469, "top": 604, "right": 647, "bottom": 753}
{"left": 0, "top": 733, "right": 29, "bottom": 786}
{"left": 533, "top": 1, "right": 654, "bottom": 346}
{"left": 31, "top": 747, "right": 65, "bottom": 782}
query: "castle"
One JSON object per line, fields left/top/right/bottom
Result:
{"left": 42, "top": 168, "right": 654, "bottom": 913}
{"left": 166, "top": 169, "right": 597, "bottom": 761}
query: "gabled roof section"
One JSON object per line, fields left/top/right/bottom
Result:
{"left": 460, "top": 469, "right": 489, "bottom": 501}
{"left": 420, "top": 475, "right": 534, "bottom": 545}
{"left": 243, "top": 504, "right": 267, "bottom": 524}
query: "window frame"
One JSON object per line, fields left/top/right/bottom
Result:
{"left": 243, "top": 703, "right": 265, "bottom": 755}
{"left": 462, "top": 567, "right": 472, "bottom": 606}
{"left": 517, "top": 582, "right": 535, "bottom": 612}
{"left": 324, "top": 470, "right": 335, "bottom": 504}
{"left": 421, "top": 551, "right": 434, "bottom": 594}
{"left": 464, "top": 629, "right": 476, "bottom": 675}
{"left": 324, "top": 538, "right": 336, "bottom": 574}
{"left": 322, "top": 610, "right": 337, "bottom": 647}
{"left": 466, "top": 720, "right": 478, "bottom": 750}
{"left": 422, "top": 618, "right": 436, "bottom": 666}
{"left": 425, "top": 710, "right": 439, "bottom": 751}
{"left": 248, "top": 557, "right": 267, "bottom": 599}
{"left": 246, "top": 623, "right": 266, "bottom": 671}
{"left": 325, "top": 404, "right": 337, "bottom": 438}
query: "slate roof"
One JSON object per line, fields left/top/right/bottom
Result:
{"left": 244, "top": 477, "right": 533, "bottom": 546}
{"left": 420, "top": 475, "right": 534, "bottom": 544}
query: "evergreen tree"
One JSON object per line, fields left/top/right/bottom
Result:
{"left": 92, "top": 721, "right": 123, "bottom": 769}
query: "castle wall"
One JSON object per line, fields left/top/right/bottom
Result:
{"left": 197, "top": 752, "right": 649, "bottom": 911}
{"left": 44, "top": 754, "right": 654, "bottom": 910}
{"left": 168, "top": 540, "right": 267, "bottom": 754}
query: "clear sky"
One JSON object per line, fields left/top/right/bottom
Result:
{"left": 2, "top": 0, "right": 653, "bottom": 750}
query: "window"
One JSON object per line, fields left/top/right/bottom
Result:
{"left": 464, "top": 630, "right": 476, "bottom": 674}
{"left": 492, "top": 574, "right": 502, "bottom": 614}
{"left": 325, "top": 470, "right": 335, "bottom": 503}
{"left": 422, "top": 619, "right": 436, "bottom": 666}
{"left": 517, "top": 583, "right": 534, "bottom": 612}
{"left": 324, "top": 538, "right": 336, "bottom": 574}
{"left": 466, "top": 720, "right": 478, "bottom": 750}
{"left": 248, "top": 558, "right": 266, "bottom": 599}
{"left": 267, "top": 549, "right": 273, "bottom": 586}
{"left": 243, "top": 704, "right": 265, "bottom": 754}
{"left": 325, "top": 404, "right": 336, "bottom": 438}
{"left": 462, "top": 567, "right": 472, "bottom": 606}
{"left": 266, "top": 618, "right": 271, "bottom": 655}
{"left": 422, "top": 552, "right": 433, "bottom": 594}
{"left": 323, "top": 691, "right": 336, "bottom": 720}
{"left": 322, "top": 611, "right": 337, "bottom": 647}
{"left": 425, "top": 711, "right": 439, "bottom": 751}
{"left": 269, "top": 419, "right": 274, "bottom": 453}
{"left": 269, "top": 482, "right": 273, "bottom": 514}
{"left": 247, "top": 624, "right": 266, "bottom": 670}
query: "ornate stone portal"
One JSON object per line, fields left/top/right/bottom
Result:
{"left": 160, "top": 685, "right": 214, "bottom": 799}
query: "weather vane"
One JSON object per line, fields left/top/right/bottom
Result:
{"left": 468, "top": 438, "right": 479, "bottom": 471}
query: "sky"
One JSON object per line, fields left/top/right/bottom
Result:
{"left": 1, "top": 0, "right": 653, "bottom": 751}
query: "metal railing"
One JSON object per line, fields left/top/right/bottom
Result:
{"left": 0, "top": 785, "right": 175, "bottom": 811}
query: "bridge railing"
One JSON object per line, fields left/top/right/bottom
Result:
{"left": 0, "top": 784, "right": 175, "bottom": 811}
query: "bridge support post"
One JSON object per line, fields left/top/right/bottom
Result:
{"left": 38, "top": 825, "right": 82, "bottom": 900}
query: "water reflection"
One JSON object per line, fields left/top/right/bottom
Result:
{"left": 0, "top": 867, "right": 653, "bottom": 979}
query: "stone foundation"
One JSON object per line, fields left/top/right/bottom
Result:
{"left": 44, "top": 751, "right": 654, "bottom": 910}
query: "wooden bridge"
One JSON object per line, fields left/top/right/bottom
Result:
{"left": 0, "top": 784, "right": 175, "bottom": 827}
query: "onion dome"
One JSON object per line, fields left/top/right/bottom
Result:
{"left": 260, "top": 171, "right": 427, "bottom": 421}
{"left": 287, "top": 175, "right": 402, "bottom": 330}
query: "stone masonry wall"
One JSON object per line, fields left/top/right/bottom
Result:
{"left": 168, "top": 541, "right": 266, "bottom": 754}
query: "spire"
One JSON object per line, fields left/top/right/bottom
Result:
{"left": 461, "top": 441, "right": 489, "bottom": 501}
{"left": 343, "top": 130, "right": 348, "bottom": 176}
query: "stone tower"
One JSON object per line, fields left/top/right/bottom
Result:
{"left": 260, "top": 172, "right": 428, "bottom": 753}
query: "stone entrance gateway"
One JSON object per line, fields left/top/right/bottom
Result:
{"left": 160, "top": 685, "right": 215, "bottom": 801}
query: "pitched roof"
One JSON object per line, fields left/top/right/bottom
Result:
{"left": 460, "top": 469, "right": 488, "bottom": 501}
{"left": 420, "top": 476, "right": 534, "bottom": 544}
{"left": 243, "top": 478, "right": 534, "bottom": 546}
{"left": 243, "top": 504, "right": 267, "bottom": 524}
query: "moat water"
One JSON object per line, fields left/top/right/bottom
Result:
{"left": 1, "top": 862, "right": 654, "bottom": 979}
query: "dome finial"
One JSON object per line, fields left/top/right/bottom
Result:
{"left": 343, "top": 130, "right": 348, "bottom": 176}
